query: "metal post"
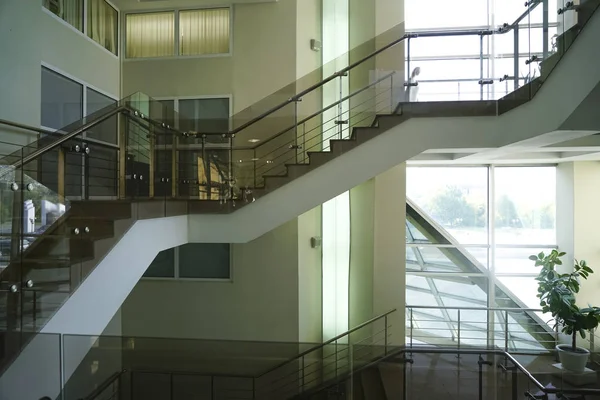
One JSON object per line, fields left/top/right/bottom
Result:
{"left": 294, "top": 99, "right": 299, "bottom": 164}
{"left": 505, "top": 310, "right": 510, "bottom": 352}
{"left": 228, "top": 135, "right": 234, "bottom": 203}
{"left": 337, "top": 76, "right": 343, "bottom": 139}
{"left": 406, "top": 37, "right": 412, "bottom": 89}
{"left": 32, "top": 291, "right": 37, "bottom": 331}
{"left": 512, "top": 366, "right": 518, "bottom": 400}
{"left": 514, "top": 27, "right": 520, "bottom": 90}
{"left": 301, "top": 355, "right": 305, "bottom": 391}
{"left": 384, "top": 315, "right": 389, "bottom": 355}
{"left": 253, "top": 148, "right": 257, "bottom": 189}
{"left": 590, "top": 329, "right": 596, "bottom": 363}
{"left": 457, "top": 309, "right": 461, "bottom": 359}
{"left": 542, "top": 0, "right": 549, "bottom": 61}
{"left": 479, "top": 34, "right": 484, "bottom": 101}
{"left": 389, "top": 74, "right": 394, "bottom": 113}
{"left": 479, "top": 354, "right": 484, "bottom": 400}
{"left": 410, "top": 308, "right": 414, "bottom": 349}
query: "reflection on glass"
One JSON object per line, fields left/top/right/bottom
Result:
{"left": 407, "top": 167, "right": 488, "bottom": 244}
{"left": 495, "top": 167, "right": 556, "bottom": 245}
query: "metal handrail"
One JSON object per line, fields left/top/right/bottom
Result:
{"left": 13, "top": 1, "right": 547, "bottom": 170}
{"left": 0, "top": 118, "right": 120, "bottom": 150}
{"left": 407, "top": 304, "right": 544, "bottom": 312}
{"left": 255, "top": 309, "right": 396, "bottom": 379}
{"left": 82, "top": 369, "right": 126, "bottom": 400}
{"left": 254, "top": 71, "right": 396, "bottom": 149}
{"left": 10, "top": 106, "right": 126, "bottom": 169}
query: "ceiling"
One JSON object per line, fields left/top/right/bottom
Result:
{"left": 111, "top": 0, "right": 277, "bottom": 12}
{"left": 409, "top": 131, "right": 600, "bottom": 165}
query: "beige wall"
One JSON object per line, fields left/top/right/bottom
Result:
{"left": 122, "top": 0, "right": 306, "bottom": 114}
{"left": 0, "top": 2, "right": 120, "bottom": 145}
{"left": 569, "top": 162, "right": 600, "bottom": 307}
{"left": 121, "top": 218, "right": 301, "bottom": 342}
{"left": 298, "top": 207, "right": 323, "bottom": 343}
{"left": 373, "top": 163, "right": 406, "bottom": 345}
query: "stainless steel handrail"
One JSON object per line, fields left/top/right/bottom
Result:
{"left": 407, "top": 304, "right": 544, "bottom": 312}
{"left": 0, "top": 118, "right": 120, "bottom": 150}
{"left": 255, "top": 309, "right": 396, "bottom": 379}
{"left": 15, "top": 1, "right": 549, "bottom": 169}
{"left": 10, "top": 106, "right": 126, "bottom": 169}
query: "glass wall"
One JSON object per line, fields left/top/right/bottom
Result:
{"left": 406, "top": 166, "right": 557, "bottom": 350}
{"left": 404, "top": 0, "right": 561, "bottom": 101}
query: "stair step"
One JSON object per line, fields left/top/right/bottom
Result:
{"left": 330, "top": 139, "right": 358, "bottom": 154}
{"left": 351, "top": 126, "right": 382, "bottom": 143}
{"left": 374, "top": 114, "right": 406, "bottom": 131}
{"left": 263, "top": 175, "right": 292, "bottom": 190}
{"left": 307, "top": 151, "right": 333, "bottom": 168}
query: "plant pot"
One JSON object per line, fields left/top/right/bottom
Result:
{"left": 556, "top": 344, "right": 590, "bottom": 373}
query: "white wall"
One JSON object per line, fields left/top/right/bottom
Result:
{"left": 0, "top": 1, "right": 120, "bottom": 144}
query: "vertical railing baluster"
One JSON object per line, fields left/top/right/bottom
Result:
{"left": 384, "top": 314, "right": 389, "bottom": 355}
{"left": 505, "top": 310, "right": 510, "bottom": 352}
{"left": 514, "top": 25, "right": 520, "bottom": 91}
{"left": 410, "top": 307, "right": 414, "bottom": 349}
{"left": 457, "top": 309, "right": 461, "bottom": 352}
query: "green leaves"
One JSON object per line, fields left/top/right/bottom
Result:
{"left": 529, "top": 250, "right": 598, "bottom": 349}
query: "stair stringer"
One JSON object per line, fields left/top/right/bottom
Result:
{"left": 0, "top": 216, "right": 188, "bottom": 400}
{"left": 188, "top": 7, "right": 600, "bottom": 244}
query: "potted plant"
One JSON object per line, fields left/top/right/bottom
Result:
{"left": 530, "top": 250, "right": 600, "bottom": 373}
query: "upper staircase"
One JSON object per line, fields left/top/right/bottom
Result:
{"left": 1, "top": 0, "right": 600, "bottom": 397}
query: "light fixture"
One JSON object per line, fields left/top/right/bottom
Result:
{"left": 238, "top": 160, "right": 243, "bottom": 163}
{"left": 251, "top": 158, "right": 260, "bottom": 161}
{"left": 266, "top": 160, "right": 274, "bottom": 164}
{"left": 248, "top": 139, "right": 260, "bottom": 143}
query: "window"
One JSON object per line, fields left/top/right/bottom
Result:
{"left": 125, "top": 8, "right": 231, "bottom": 59}
{"left": 41, "top": 67, "right": 84, "bottom": 130}
{"left": 43, "top": 0, "right": 119, "bottom": 56}
{"left": 86, "top": 88, "right": 118, "bottom": 144}
{"left": 88, "top": 0, "right": 118, "bottom": 55}
{"left": 143, "top": 243, "right": 231, "bottom": 280}
{"left": 43, "top": 0, "right": 84, "bottom": 31}
{"left": 126, "top": 12, "right": 175, "bottom": 58}
{"left": 179, "top": 9, "right": 230, "bottom": 56}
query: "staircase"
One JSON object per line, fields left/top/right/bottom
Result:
{"left": 1, "top": 2, "right": 600, "bottom": 398}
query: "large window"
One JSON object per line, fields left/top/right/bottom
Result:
{"left": 404, "top": 0, "right": 560, "bottom": 101}
{"left": 43, "top": 0, "right": 119, "bottom": 55}
{"left": 43, "top": 0, "right": 84, "bottom": 31}
{"left": 87, "top": 0, "right": 118, "bottom": 55}
{"left": 126, "top": 8, "right": 231, "bottom": 59}
{"left": 143, "top": 243, "right": 231, "bottom": 280}
{"left": 42, "top": 67, "right": 84, "bottom": 130}
{"left": 406, "top": 166, "right": 557, "bottom": 350}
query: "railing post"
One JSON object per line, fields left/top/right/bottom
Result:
{"left": 384, "top": 315, "right": 389, "bottom": 356}
{"left": 389, "top": 74, "right": 394, "bottom": 113}
{"left": 57, "top": 148, "right": 65, "bottom": 201}
{"left": 542, "top": 0, "right": 549, "bottom": 61}
{"left": 410, "top": 307, "right": 414, "bottom": 350}
{"left": 505, "top": 310, "right": 510, "bottom": 352}
{"left": 514, "top": 25, "right": 520, "bottom": 91}
{"left": 479, "top": 33, "right": 484, "bottom": 101}
{"left": 590, "top": 329, "right": 595, "bottom": 363}
{"left": 301, "top": 355, "right": 305, "bottom": 392}
{"left": 512, "top": 364, "right": 518, "bottom": 400}
{"left": 457, "top": 309, "right": 461, "bottom": 356}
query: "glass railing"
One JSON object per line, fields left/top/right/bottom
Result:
{"left": 4, "top": 333, "right": 600, "bottom": 400}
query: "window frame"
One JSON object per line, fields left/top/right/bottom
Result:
{"left": 142, "top": 243, "right": 233, "bottom": 282}
{"left": 42, "top": 0, "right": 120, "bottom": 58}
{"left": 123, "top": 5, "right": 233, "bottom": 61}
{"left": 153, "top": 95, "right": 233, "bottom": 132}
